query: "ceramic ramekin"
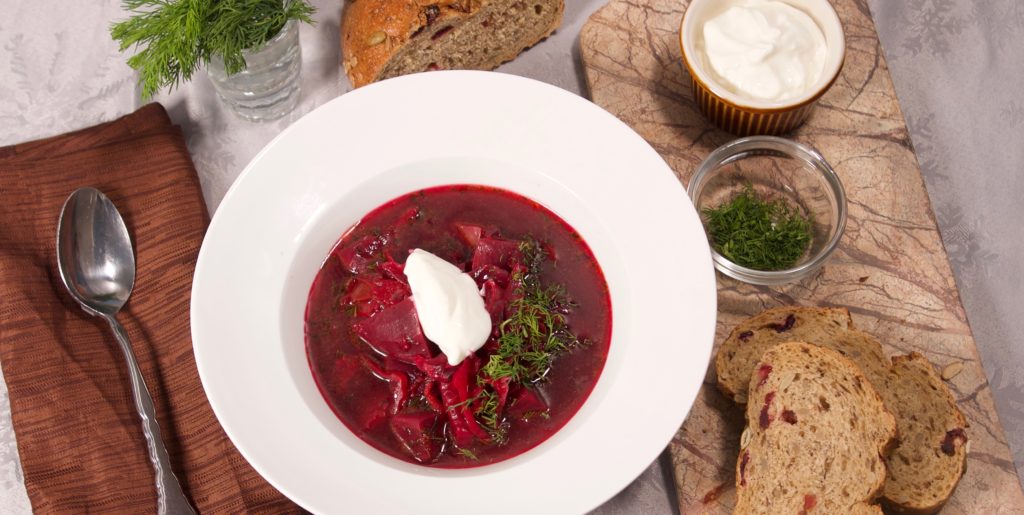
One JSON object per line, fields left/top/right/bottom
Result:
{"left": 680, "top": 0, "right": 846, "bottom": 136}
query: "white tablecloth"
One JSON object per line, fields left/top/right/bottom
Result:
{"left": 2, "top": 0, "right": 1021, "bottom": 512}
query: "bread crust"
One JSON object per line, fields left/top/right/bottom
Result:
{"left": 341, "top": 0, "right": 563, "bottom": 88}
{"left": 342, "top": 0, "right": 438, "bottom": 88}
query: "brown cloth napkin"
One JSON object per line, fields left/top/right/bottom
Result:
{"left": 0, "top": 104, "right": 298, "bottom": 513}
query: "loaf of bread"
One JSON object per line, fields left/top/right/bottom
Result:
{"left": 341, "top": 0, "right": 565, "bottom": 88}
{"left": 880, "top": 353, "right": 969, "bottom": 514}
{"left": 717, "top": 306, "right": 969, "bottom": 513}
{"left": 734, "top": 342, "right": 896, "bottom": 514}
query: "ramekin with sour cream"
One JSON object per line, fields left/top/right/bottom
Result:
{"left": 680, "top": 0, "right": 845, "bottom": 136}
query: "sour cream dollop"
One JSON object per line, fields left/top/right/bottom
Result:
{"left": 404, "top": 249, "right": 492, "bottom": 366}
{"left": 700, "top": 0, "right": 827, "bottom": 103}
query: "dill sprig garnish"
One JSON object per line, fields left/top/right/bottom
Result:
{"left": 475, "top": 390, "right": 510, "bottom": 444}
{"left": 481, "top": 240, "right": 580, "bottom": 385}
{"left": 460, "top": 239, "right": 581, "bottom": 444}
{"left": 702, "top": 184, "right": 813, "bottom": 271}
{"left": 110, "top": 0, "right": 316, "bottom": 99}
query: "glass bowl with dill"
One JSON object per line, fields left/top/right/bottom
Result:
{"left": 688, "top": 136, "right": 847, "bottom": 285}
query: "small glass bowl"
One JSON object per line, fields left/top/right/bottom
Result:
{"left": 688, "top": 136, "right": 847, "bottom": 285}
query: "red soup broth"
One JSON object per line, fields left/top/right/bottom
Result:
{"left": 304, "top": 185, "right": 611, "bottom": 467}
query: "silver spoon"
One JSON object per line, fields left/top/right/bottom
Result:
{"left": 56, "top": 187, "right": 195, "bottom": 515}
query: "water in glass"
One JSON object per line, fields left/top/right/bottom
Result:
{"left": 208, "top": 20, "right": 302, "bottom": 121}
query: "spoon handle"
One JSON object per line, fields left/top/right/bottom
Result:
{"left": 106, "top": 315, "right": 197, "bottom": 515}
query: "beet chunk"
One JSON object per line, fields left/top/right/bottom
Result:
{"left": 388, "top": 412, "right": 442, "bottom": 463}
{"left": 438, "top": 379, "right": 476, "bottom": 448}
{"left": 413, "top": 354, "right": 455, "bottom": 381}
{"left": 335, "top": 233, "right": 391, "bottom": 273}
{"left": 455, "top": 222, "right": 484, "bottom": 248}
{"left": 434, "top": 357, "right": 491, "bottom": 448}
{"left": 471, "top": 237, "right": 522, "bottom": 270}
{"left": 481, "top": 279, "right": 510, "bottom": 324}
{"left": 508, "top": 387, "right": 548, "bottom": 420}
{"left": 354, "top": 298, "right": 431, "bottom": 362}
{"left": 450, "top": 356, "right": 476, "bottom": 400}
{"left": 422, "top": 379, "right": 444, "bottom": 413}
{"left": 471, "top": 264, "right": 511, "bottom": 288}
{"left": 383, "top": 371, "right": 409, "bottom": 414}
{"left": 379, "top": 256, "right": 407, "bottom": 284}
{"left": 343, "top": 275, "right": 410, "bottom": 317}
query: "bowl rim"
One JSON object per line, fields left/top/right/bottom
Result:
{"left": 679, "top": 0, "right": 847, "bottom": 112}
{"left": 687, "top": 135, "right": 847, "bottom": 285}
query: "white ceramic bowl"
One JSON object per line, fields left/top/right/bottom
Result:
{"left": 191, "top": 71, "right": 717, "bottom": 514}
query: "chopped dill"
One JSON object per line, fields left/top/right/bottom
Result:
{"left": 702, "top": 184, "right": 813, "bottom": 271}
{"left": 471, "top": 389, "right": 510, "bottom": 444}
{"left": 480, "top": 240, "right": 580, "bottom": 384}
{"left": 476, "top": 390, "right": 500, "bottom": 429}
{"left": 457, "top": 448, "right": 479, "bottom": 460}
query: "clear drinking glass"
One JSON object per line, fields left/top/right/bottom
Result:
{"left": 207, "top": 19, "right": 302, "bottom": 122}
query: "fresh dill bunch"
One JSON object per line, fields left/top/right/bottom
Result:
{"left": 466, "top": 238, "right": 582, "bottom": 443}
{"left": 110, "top": 0, "right": 316, "bottom": 99}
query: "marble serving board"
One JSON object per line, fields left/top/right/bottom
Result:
{"left": 580, "top": 0, "right": 1024, "bottom": 512}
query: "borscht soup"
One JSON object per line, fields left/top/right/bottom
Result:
{"left": 304, "top": 185, "right": 611, "bottom": 467}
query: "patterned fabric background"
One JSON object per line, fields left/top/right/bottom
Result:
{"left": 1, "top": 0, "right": 1020, "bottom": 512}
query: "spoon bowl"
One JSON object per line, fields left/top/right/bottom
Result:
{"left": 56, "top": 188, "right": 135, "bottom": 316}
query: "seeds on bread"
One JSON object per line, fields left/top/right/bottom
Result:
{"left": 341, "top": 0, "right": 565, "bottom": 88}
{"left": 735, "top": 342, "right": 896, "bottom": 515}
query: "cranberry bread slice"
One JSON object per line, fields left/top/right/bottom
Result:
{"left": 716, "top": 306, "right": 855, "bottom": 403}
{"left": 880, "top": 353, "right": 968, "bottom": 514}
{"left": 341, "top": 0, "right": 564, "bottom": 88}
{"left": 735, "top": 342, "right": 896, "bottom": 515}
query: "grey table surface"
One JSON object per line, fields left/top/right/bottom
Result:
{"left": 1, "top": 0, "right": 1022, "bottom": 513}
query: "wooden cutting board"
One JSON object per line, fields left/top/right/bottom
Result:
{"left": 580, "top": 0, "right": 1024, "bottom": 512}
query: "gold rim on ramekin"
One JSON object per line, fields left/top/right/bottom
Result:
{"left": 679, "top": 0, "right": 846, "bottom": 136}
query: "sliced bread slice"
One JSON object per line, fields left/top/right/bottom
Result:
{"left": 716, "top": 306, "right": 854, "bottom": 403}
{"left": 734, "top": 342, "right": 896, "bottom": 515}
{"left": 880, "top": 353, "right": 968, "bottom": 514}
{"left": 341, "top": 0, "right": 564, "bottom": 88}
{"left": 718, "top": 307, "right": 970, "bottom": 513}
